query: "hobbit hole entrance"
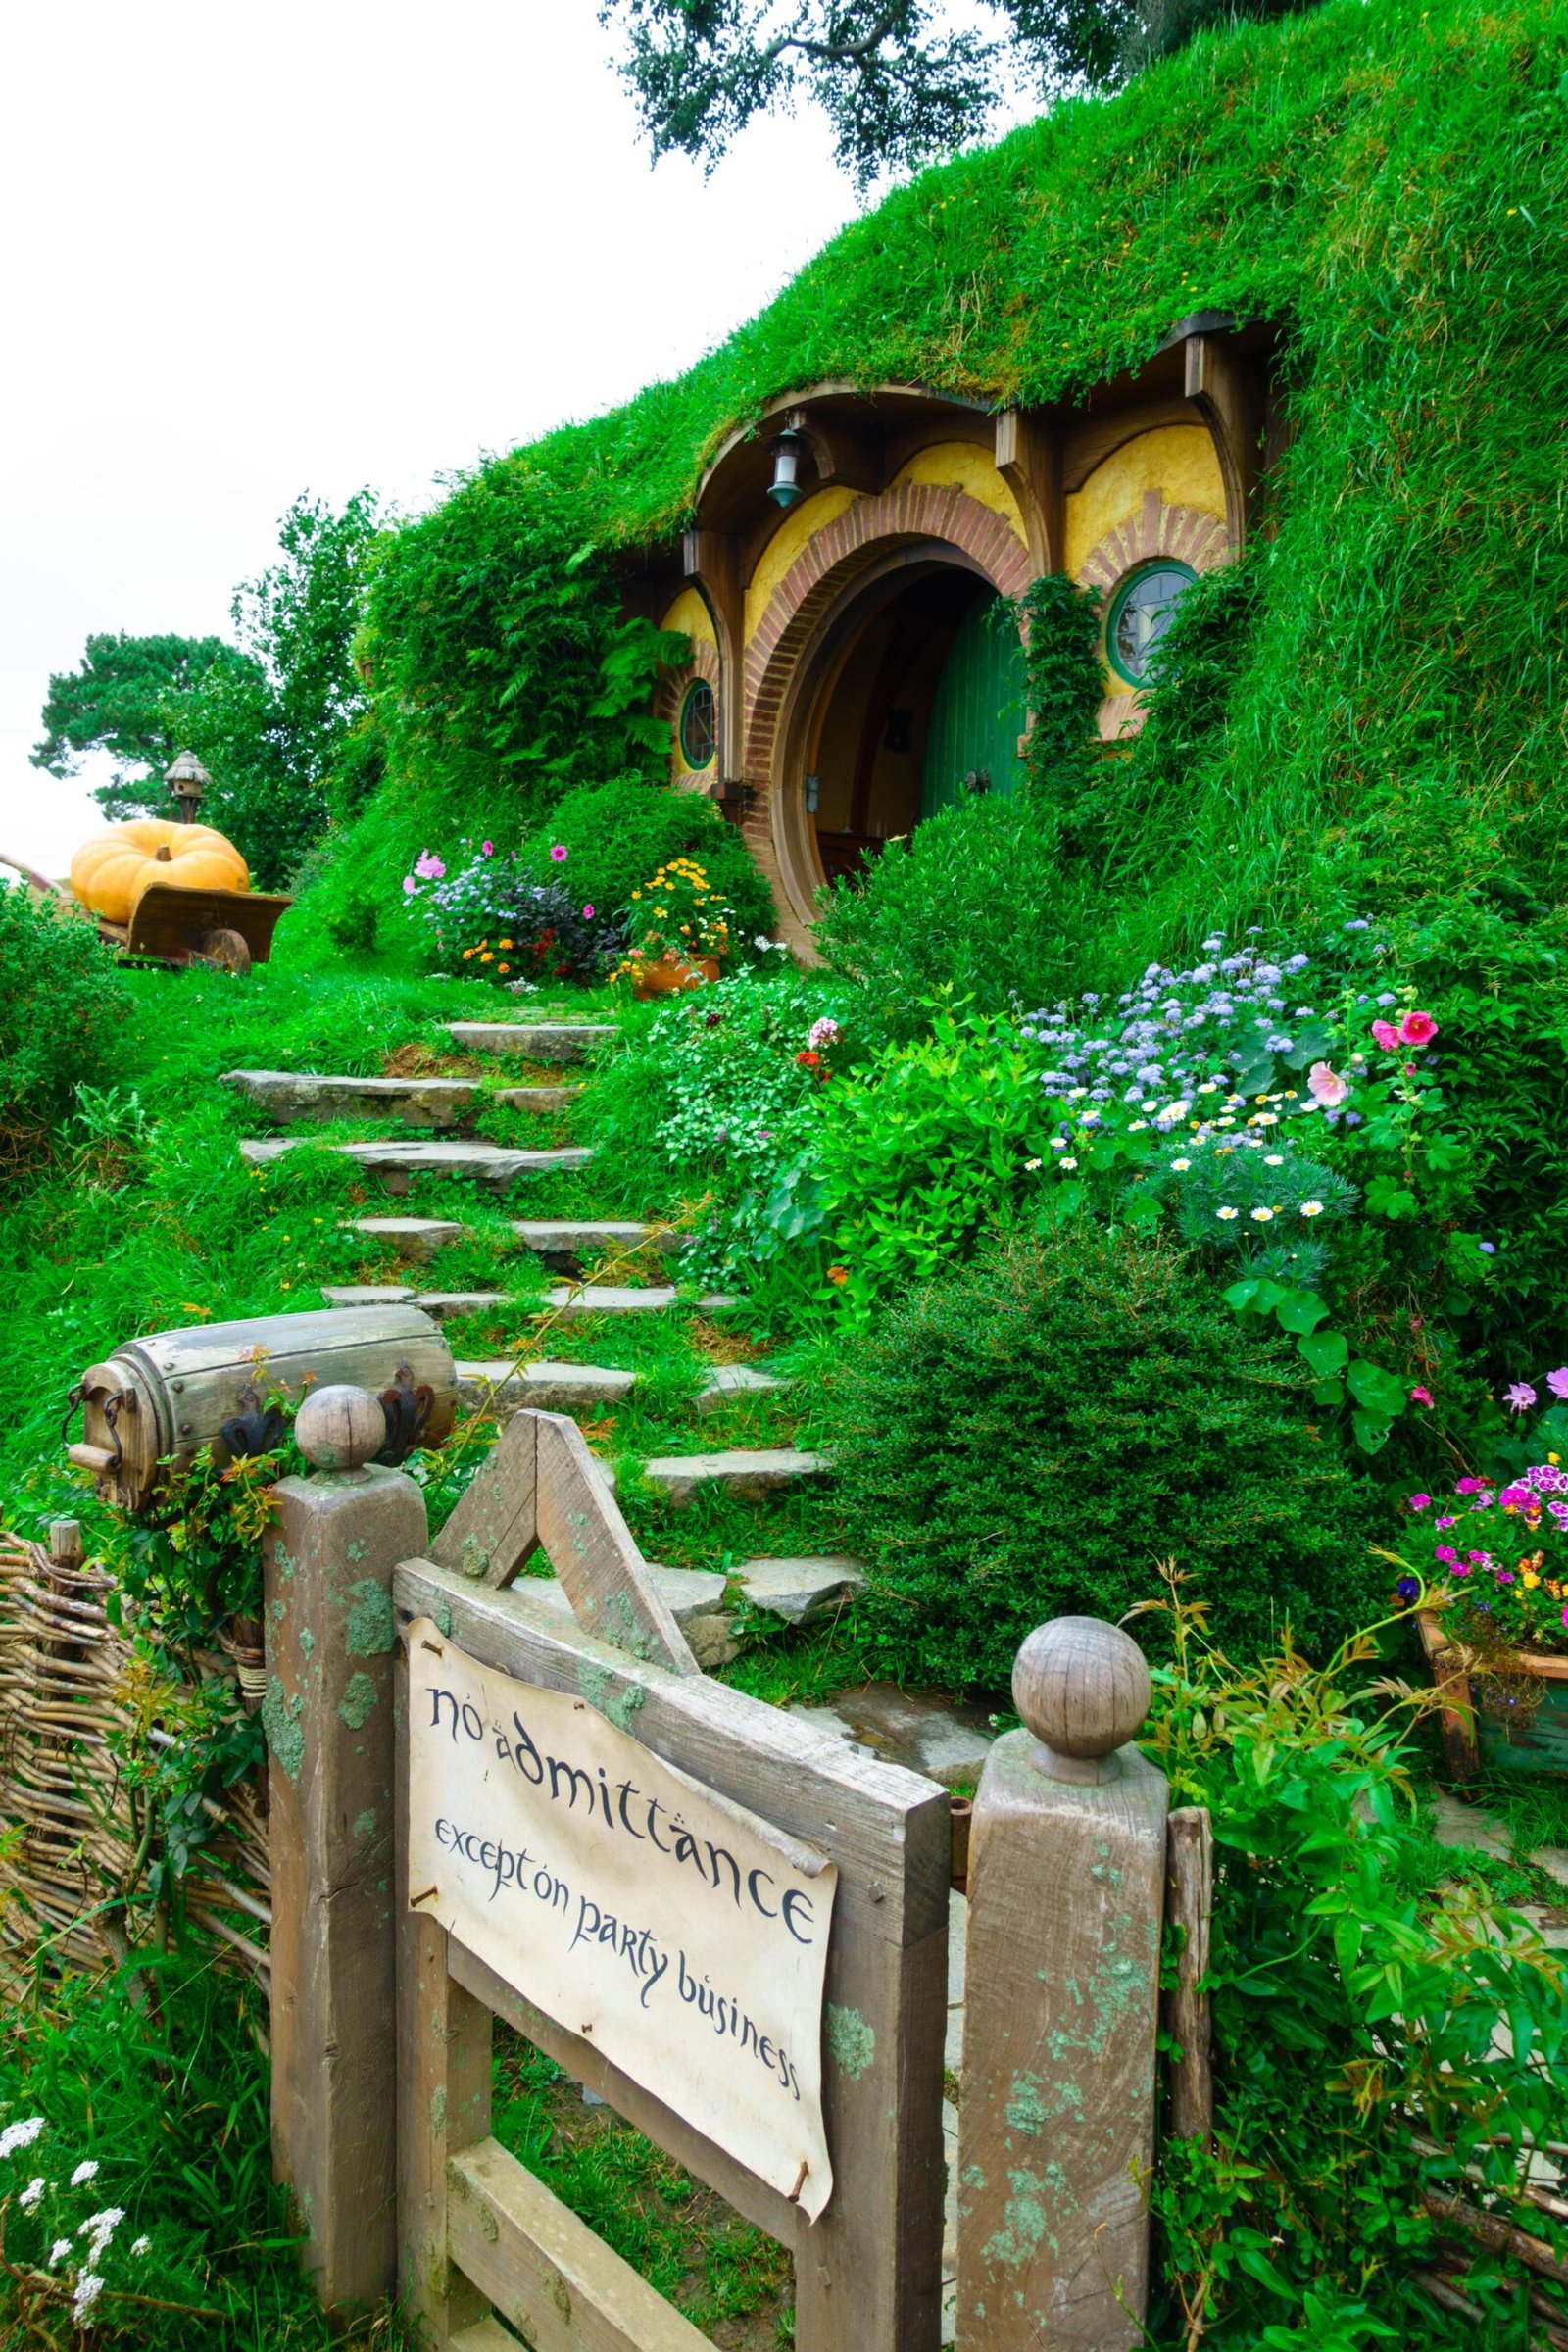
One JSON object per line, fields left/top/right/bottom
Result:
{"left": 795, "top": 567, "right": 1025, "bottom": 886}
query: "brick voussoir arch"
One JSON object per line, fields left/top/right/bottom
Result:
{"left": 743, "top": 483, "right": 1033, "bottom": 785}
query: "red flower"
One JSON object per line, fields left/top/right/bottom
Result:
{"left": 797, "top": 1050, "right": 821, "bottom": 1067}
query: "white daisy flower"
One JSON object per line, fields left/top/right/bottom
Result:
{"left": 1216, "top": 1206, "right": 1240, "bottom": 1221}
{"left": 1300, "top": 1200, "right": 1325, "bottom": 1218}
{"left": 1171, "top": 1156, "right": 1192, "bottom": 1171}
{"left": 1250, "top": 1205, "right": 1275, "bottom": 1221}
{"left": 1059, "top": 1156, "right": 1079, "bottom": 1170}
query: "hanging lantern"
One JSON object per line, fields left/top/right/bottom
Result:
{"left": 766, "top": 422, "right": 808, "bottom": 510}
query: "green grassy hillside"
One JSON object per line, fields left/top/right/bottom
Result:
{"left": 305, "top": 0, "right": 1566, "bottom": 973}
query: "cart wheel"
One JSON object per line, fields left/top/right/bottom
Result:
{"left": 195, "top": 928, "right": 252, "bottom": 976}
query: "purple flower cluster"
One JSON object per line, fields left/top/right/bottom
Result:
{"left": 1019, "top": 936, "right": 1324, "bottom": 1122}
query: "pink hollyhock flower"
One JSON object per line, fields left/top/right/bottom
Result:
{"left": 402, "top": 875, "right": 417, "bottom": 896}
{"left": 1547, "top": 1367, "right": 1568, "bottom": 1400}
{"left": 1370, "top": 1018, "right": 1400, "bottom": 1051}
{"left": 582, "top": 904, "right": 596, "bottom": 920}
{"left": 550, "top": 845, "right": 567, "bottom": 863}
{"left": 481, "top": 840, "right": 494, "bottom": 856}
{"left": 1307, "top": 1060, "right": 1348, "bottom": 1106}
{"left": 1410, "top": 1385, "right": 1434, "bottom": 1407}
{"left": 414, "top": 851, "right": 446, "bottom": 881}
{"left": 1397, "top": 1009, "right": 1438, "bottom": 1046}
{"left": 1506, "top": 1381, "right": 1538, "bottom": 1413}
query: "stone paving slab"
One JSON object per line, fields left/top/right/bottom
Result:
{"left": 454, "top": 1359, "right": 636, "bottom": 1417}
{"left": 693, "top": 1364, "right": 791, "bottom": 1415}
{"left": 445, "top": 1021, "right": 617, "bottom": 1061}
{"left": 790, "top": 1683, "right": 996, "bottom": 1790}
{"left": 736, "top": 1556, "right": 865, "bottom": 1625}
{"left": 642, "top": 1448, "right": 830, "bottom": 1507}
{"left": 240, "top": 1137, "right": 591, "bottom": 1193}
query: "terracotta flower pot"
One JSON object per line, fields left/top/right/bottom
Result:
{"left": 630, "top": 955, "right": 721, "bottom": 1002}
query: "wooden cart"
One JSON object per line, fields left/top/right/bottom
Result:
{"left": 97, "top": 881, "right": 292, "bottom": 975}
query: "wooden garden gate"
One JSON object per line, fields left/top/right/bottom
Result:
{"left": 264, "top": 1392, "right": 1172, "bottom": 2352}
{"left": 391, "top": 1411, "right": 951, "bottom": 2351}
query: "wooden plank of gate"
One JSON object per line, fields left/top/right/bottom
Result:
{"left": 448, "top": 1933, "right": 796, "bottom": 2242}
{"left": 395, "top": 1561, "right": 951, "bottom": 2352}
{"left": 532, "top": 1410, "right": 697, "bottom": 1675}
{"left": 448, "top": 2137, "right": 711, "bottom": 2352}
{"left": 430, "top": 1410, "right": 540, "bottom": 1588}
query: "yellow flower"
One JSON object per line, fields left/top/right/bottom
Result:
{"left": 462, "top": 948, "right": 475, "bottom": 959}
{"left": 498, "top": 937, "right": 513, "bottom": 949}
{"left": 480, "top": 952, "right": 494, "bottom": 963}
{"left": 1523, "top": 1572, "right": 1541, "bottom": 1590}
{"left": 498, "top": 962, "right": 510, "bottom": 974}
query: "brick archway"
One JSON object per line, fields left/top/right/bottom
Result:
{"left": 740, "top": 484, "right": 1034, "bottom": 944}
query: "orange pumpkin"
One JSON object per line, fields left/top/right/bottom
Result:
{"left": 70, "top": 820, "right": 250, "bottom": 925}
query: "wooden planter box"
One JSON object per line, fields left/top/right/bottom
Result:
{"left": 1416, "top": 1609, "right": 1568, "bottom": 1780}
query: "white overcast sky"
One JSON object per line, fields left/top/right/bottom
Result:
{"left": 0, "top": 0, "right": 888, "bottom": 878}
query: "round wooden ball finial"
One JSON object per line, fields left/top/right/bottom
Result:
{"left": 295, "top": 1384, "right": 386, "bottom": 1475}
{"left": 1012, "top": 1616, "right": 1152, "bottom": 1786}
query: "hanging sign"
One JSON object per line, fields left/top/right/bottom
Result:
{"left": 405, "top": 1619, "right": 837, "bottom": 2218}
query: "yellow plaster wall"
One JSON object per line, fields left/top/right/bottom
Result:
{"left": 892, "top": 442, "right": 1027, "bottom": 543}
{"left": 660, "top": 585, "right": 718, "bottom": 649}
{"left": 1065, "top": 426, "right": 1225, "bottom": 579}
{"left": 743, "top": 488, "right": 861, "bottom": 642}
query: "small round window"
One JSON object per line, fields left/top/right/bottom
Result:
{"left": 679, "top": 679, "right": 716, "bottom": 770}
{"left": 1105, "top": 561, "right": 1199, "bottom": 688}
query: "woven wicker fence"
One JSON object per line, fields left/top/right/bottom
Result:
{"left": 0, "top": 1521, "right": 271, "bottom": 1993}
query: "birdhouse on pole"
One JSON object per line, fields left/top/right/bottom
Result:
{"left": 165, "top": 749, "right": 211, "bottom": 826}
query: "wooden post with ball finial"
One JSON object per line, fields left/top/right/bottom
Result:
{"left": 264, "top": 1384, "right": 429, "bottom": 2311}
{"left": 956, "top": 1617, "right": 1168, "bottom": 2350}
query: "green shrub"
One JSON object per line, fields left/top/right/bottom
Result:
{"left": 0, "top": 886, "right": 130, "bottom": 1185}
{"left": 821, "top": 1223, "right": 1382, "bottom": 1688}
{"left": 532, "top": 776, "right": 777, "bottom": 947}
{"left": 813, "top": 797, "right": 1085, "bottom": 1033}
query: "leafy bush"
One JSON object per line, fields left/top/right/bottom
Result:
{"left": 0, "top": 886, "right": 130, "bottom": 1186}
{"left": 1141, "top": 1583, "right": 1568, "bottom": 2349}
{"left": 585, "top": 967, "right": 855, "bottom": 1274}
{"left": 532, "top": 776, "right": 776, "bottom": 948}
{"left": 813, "top": 796, "right": 1083, "bottom": 1033}
{"left": 821, "top": 1224, "right": 1382, "bottom": 1687}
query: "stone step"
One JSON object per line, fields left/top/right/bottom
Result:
{"left": 445, "top": 1021, "right": 617, "bottom": 1062}
{"left": 222, "top": 1070, "right": 578, "bottom": 1126}
{"left": 322, "top": 1285, "right": 514, "bottom": 1319}
{"left": 455, "top": 1360, "right": 636, "bottom": 1418}
{"left": 345, "top": 1216, "right": 466, "bottom": 1261}
{"left": 241, "top": 1138, "right": 591, "bottom": 1194}
{"left": 735, "top": 1556, "right": 865, "bottom": 1625}
{"left": 322, "top": 1280, "right": 733, "bottom": 1322}
{"left": 515, "top": 1564, "right": 737, "bottom": 1668}
{"left": 694, "top": 1364, "right": 791, "bottom": 1416}
{"left": 345, "top": 1215, "right": 679, "bottom": 1270}
{"left": 511, "top": 1219, "right": 680, "bottom": 1271}
{"left": 641, "top": 1448, "right": 830, "bottom": 1508}
{"left": 542, "top": 1284, "right": 736, "bottom": 1320}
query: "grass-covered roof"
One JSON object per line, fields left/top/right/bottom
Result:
{"left": 312, "top": 0, "right": 1567, "bottom": 967}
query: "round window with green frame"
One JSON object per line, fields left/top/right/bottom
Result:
{"left": 1104, "top": 561, "right": 1199, "bottom": 689}
{"left": 678, "top": 678, "right": 716, "bottom": 770}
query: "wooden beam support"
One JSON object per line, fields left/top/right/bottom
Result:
{"left": 994, "top": 409, "right": 1062, "bottom": 572}
{"left": 1184, "top": 331, "right": 1265, "bottom": 549}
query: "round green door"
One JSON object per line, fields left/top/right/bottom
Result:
{"left": 920, "top": 593, "right": 1027, "bottom": 820}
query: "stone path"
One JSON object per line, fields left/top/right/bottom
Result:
{"left": 231, "top": 1007, "right": 852, "bottom": 1661}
